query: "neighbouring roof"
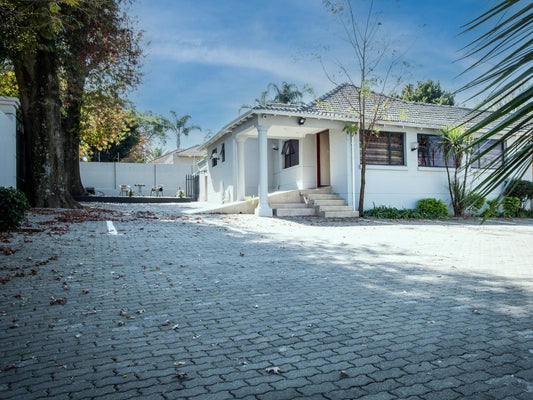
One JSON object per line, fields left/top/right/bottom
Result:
{"left": 149, "top": 144, "right": 205, "bottom": 164}
{"left": 201, "top": 83, "right": 501, "bottom": 150}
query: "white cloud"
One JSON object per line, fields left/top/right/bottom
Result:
{"left": 148, "top": 37, "right": 330, "bottom": 91}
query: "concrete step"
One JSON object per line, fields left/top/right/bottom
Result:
{"left": 275, "top": 208, "right": 316, "bottom": 217}
{"left": 317, "top": 205, "right": 355, "bottom": 212}
{"left": 311, "top": 199, "right": 346, "bottom": 206}
{"left": 271, "top": 202, "right": 308, "bottom": 209}
{"left": 319, "top": 210, "right": 359, "bottom": 218}
{"left": 300, "top": 186, "right": 332, "bottom": 195}
{"left": 307, "top": 193, "right": 339, "bottom": 201}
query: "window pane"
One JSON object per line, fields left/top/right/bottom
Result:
{"left": 365, "top": 134, "right": 388, "bottom": 164}
{"left": 362, "top": 132, "right": 404, "bottom": 165}
{"left": 283, "top": 140, "right": 299, "bottom": 168}
{"left": 418, "top": 134, "right": 447, "bottom": 167}
{"left": 390, "top": 149, "right": 404, "bottom": 165}
{"left": 476, "top": 139, "right": 502, "bottom": 169}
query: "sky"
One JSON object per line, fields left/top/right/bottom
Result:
{"left": 126, "top": 0, "right": 495, "bottom": 152}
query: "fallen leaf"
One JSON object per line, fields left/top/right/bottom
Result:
{"left": 136, "top": 309, "right": 145, "bottom": 314}
{"left": 50, "top": 296, "right": 67, "bottom": 305}
{"left": 176, "top": 371, "right": 188, "bottom": 379}
{"left": 472, "top": 309, "right": 481, "bottom": 315}
{"left": 173, "top": 362, "right": 186, "bottom": 366}
{"left": 82, "top": 289, "right": 90, "bottom": 294}
{"left": 162, "top": 320, "right": 171, "bottom": 326}
{"left": 172, "top": 324, "right": 179, "bottom": 330}
{"left": 340, "top": 370, "right": 349, "bottom": 378}
{"left": 4, "top": 364, "right": 16, "bottom": 371}
{"left": 117, "top": 321, "right": 125, "bottom": 326}
{"left": 240, "top": 252, "right": 244, "bottom": 257}
{"left": 265, "top": 367, "right": 281, "bottom": 374}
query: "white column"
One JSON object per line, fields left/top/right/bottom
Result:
{"left": 237, "top": 137, "right": 246, "bottom": 201}
{"left": 255, "top": 125, "right": 272, "bottom": 217}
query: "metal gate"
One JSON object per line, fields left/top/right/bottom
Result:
{"left": 186, "top": 174, "right": 199, "bottom": 201}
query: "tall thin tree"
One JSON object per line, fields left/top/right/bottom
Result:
{"left": 322, "top": 0, "right": 405, "bottom": 214}
{"left": 167, "top": 111, "right": 201, "bottom": 150}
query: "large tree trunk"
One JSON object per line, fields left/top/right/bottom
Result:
{"left": 14, "top": 49, "right": 80, "bottom": 208}
{"left": 63, "top": 72, "right": 87, "bottom": 196}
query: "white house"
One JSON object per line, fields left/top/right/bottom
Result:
{"left": 0, "top": 96, "right": 20, "bottom": 188}
{"left": 199, "top": 84, "right": 531, "bottom": 217}
{"left": 149, "top": 144, "right": 205, "bottom": 173}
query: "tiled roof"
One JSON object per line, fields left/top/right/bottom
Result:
{"left": 255, "top": 83, "right": 486, "bottom": 130}
{"left": 201, "top": 83, "right": 509, "bottom": 149}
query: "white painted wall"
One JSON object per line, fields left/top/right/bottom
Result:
{"left": 205, "top": 136, "right": 235, "bottom": 203}
{"left": 0, "top": 97, "right": 19, "bottom": 188}
{"left": 329, "top": 128, "right": 351, "bottom": 203}
{"left": 275, "top": 134, "right": 318, "bottom": 191}
{"left": 80, "top": 162, "right": 194, "bottom": 196}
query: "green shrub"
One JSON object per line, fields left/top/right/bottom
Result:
{"left": 503, "top": 179, "right": 533, "bottom": 208}
{"left": 0, "top": 187, "right": 30, "bottom": 231}
{"left": 502, "top": 196, "right": 520, "bottom": 217}
{"left": 466, "top": 193, "right": 485, "bottom": 214}
{"left": 482, "top": 198, "right": 501, "bottom": 218}
{"left": 416, "top": 198, "right": 449, "bottom": 218}
{"left": 363, "top": 205, "right": 423, "bottom": 219}
{"left": 517, "top": 209, "right": 533, "bottom": 218}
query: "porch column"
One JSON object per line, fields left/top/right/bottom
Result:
{"left": 237, "top": 136, "right": 246, "bottom": 201}
{"left": 255, "top": 125, "right": 272, "bottom": 217}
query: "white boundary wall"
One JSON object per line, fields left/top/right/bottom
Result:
{"left": 0, "top": 97, "right": 19, "bottom": 188}
{"left": 80, "top": 162, "right": 194, "bottom": 196}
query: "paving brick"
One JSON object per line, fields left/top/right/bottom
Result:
{"left": 231, "top": 382, "right": 273, "bottom": 398}
{"left": 1, "top": 206, "right": 532, "bottom": 400}
{"left": 390, "top": 383, "right": 431, "bottom": 397}
{"left": 257, "top": 388, "right": 301, "bottom": 400}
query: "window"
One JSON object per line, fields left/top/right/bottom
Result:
{"left": 211, "top": 148, "right": 218, "bottom": 167}
{"left": 362, "top": 131, "right": 404, "bottom": 165}
{"left": 417, "top": 134, "right": 448, "bottom": 167}
{"left": 282, "top": 140, "right": 299, "bottom": 168}
{"left": 220, "top": 143, "right": 225, "bottom": 162}
{"left": 473, "top": 139, "right": 503, "bottom": 169}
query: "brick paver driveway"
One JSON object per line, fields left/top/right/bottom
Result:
{"left": 1, "top": 204, "right": 532, "bottom": 399}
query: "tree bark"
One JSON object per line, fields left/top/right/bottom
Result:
{"left": 14, "top": 48, "right": 80, "bottom": 208}
{"left": 63, "top": 72, "right": 87, "bottom": 196}
{"left": 359, "top": 141, "right": 366, "bottom": 215}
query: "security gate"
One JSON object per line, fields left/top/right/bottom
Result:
{"left": 186, "top": 174, "right": 199, "bottom": 201}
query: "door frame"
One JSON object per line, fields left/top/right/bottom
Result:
{"left": 316, "top": 130, "right": 330, "bottom": 187}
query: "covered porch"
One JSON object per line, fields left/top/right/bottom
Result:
{"left": 232, "top": 113, "right": 347, "bottom": 216}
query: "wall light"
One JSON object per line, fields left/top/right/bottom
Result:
{"left": 298, "top": 117, "right": 306, "bottom": 126}
{"left": 410, "top": 142, "right": 419, "bottom": 151}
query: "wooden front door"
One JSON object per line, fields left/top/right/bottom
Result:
{"left": 316, "top": 130, "right": 330, "bottom": 187}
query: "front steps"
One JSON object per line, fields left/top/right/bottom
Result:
{"left": 270, "top": 187, "right": 359, "bottom": 218}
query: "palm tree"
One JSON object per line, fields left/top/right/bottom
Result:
{"left": 167, "top": 111, "right": 201, "bottom": 150}
{"left": 438, "top": 126, "right": 472, "bottom": 216}
{"left": 239, "top": 82, "right": 313, "bottom": 112}
{"left": 460, "top": 1, "right": 532, "bottom": 196}
{"left": 267, "top": 81, "right": 305, "bottom": 104}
